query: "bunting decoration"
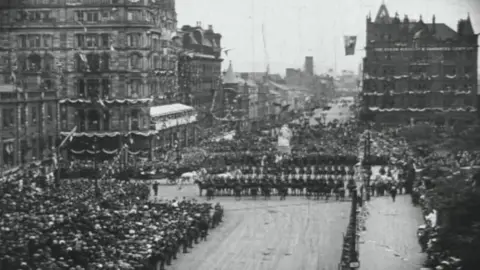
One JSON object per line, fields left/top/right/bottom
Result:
{"left": 344, "top": 36, "right": 357, "bottom": 56}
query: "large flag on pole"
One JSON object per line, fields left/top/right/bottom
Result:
{"left": 344, "top": 36, "right": 357, "bottom": 56}
{"left": 58, "top": 126, "right": 77, "bottom": 149}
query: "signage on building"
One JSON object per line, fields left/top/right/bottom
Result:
{"left": 153, "top": 114, "right": 197, "bottom": 131}
{"left": 373, "top": 47, "right": 475, "bottom": 52}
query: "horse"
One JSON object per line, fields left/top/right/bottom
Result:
{"left": 194, "top": 180, "right": 209, "bottom": 196}
{"left": 215, "top": 169, "right": 242, "bottom": 179}
{"left": 178, "top": 168, "right": 207, "bottom": 189}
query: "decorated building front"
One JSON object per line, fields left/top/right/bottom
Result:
{"left": 362, "top": 4, "right": 478, "bottom": 124}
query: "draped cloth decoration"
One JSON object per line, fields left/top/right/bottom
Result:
{"left": 362, "top": 90, "right": 472, "bottom": 96}
{"left": 70, "top": 149, "right": 119, "bottom": 154}
{"left": 368, "top": 107, "right": 477, "bottom": 112}
{"left": 60, "top": 131, "right": 157, "bottom": 137}
{"left": 59, "top": 98, "right": 153, "bottom": 105}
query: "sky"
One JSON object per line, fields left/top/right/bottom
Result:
{"left": 176, "top": 0, "right": 480, "bottom": 76}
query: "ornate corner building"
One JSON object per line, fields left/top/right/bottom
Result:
{"left": 1, "top": 0, "right": 199, "bottom": 163}
{"left": 362, "top": 4, "right": 478, "bottom": 124}
{"left": 176, "top": 23, "right": 224, "bottom": 130}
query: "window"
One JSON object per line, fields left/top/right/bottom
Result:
{"left": 101, "top": 11, "right": 111, "bottom": 22}
{"left": 2, "top": 109, "right": 14, "bottom": 128}
{"left": 28, "top": 35, "right": 41, "bottom": 48}
{"left": 102, "top": 78, "right": 110, "bottom": 98}
{"left": 47, "top": 104, "right": 53, "bottom": 120}
{"left": 86, "top": 79, "right": 100, "bottom": 99}
{"left": 42, "top": 34, "right": 52, "bottom": 47}
{"left": 152, "top": 34, "right": 161, "bottom": 50}
{"left": 101, "top": 33, "right": 109, "bottom": 48}
{"left": 153, "top": 55, "right": 161, "bottom": 69}
{"left": 76, "top": 34, "right": 85, "bottom": 47}
{"left": 31, "top": 105, "right": 37, "bottom": 125}
{"left": 77, "top": 79, "right": 85, "bottom": 97}
{"left": 18, "top": 35, "right": 27, "bottom": 48}
{"left": 129, "top": 80, "right": 141, "bottom": 97}
{"left": 85, "top": 34, "right": 98, "bottom": 48}
{"left": 43, "top": 54, "right": 54, "bottom": 71}
{"left": 86, "top": 11, "right": 99, "bottom": 22}
{"left": 130, "top": 54, "right": 142, "bottom": 69}
{"left": 20, "top": 106, "right": 26, "bottom": 125}
{"left": 27, "top": 54, "right": 42, "bottom": 71}
{"left": 131, "top": 109, "right": 140, "bottom": 130}
{"left": 100, "top": 53, "right": 110, "bottom": 70}
{"left": 75, "top": 11, "right": 84, "bottom": 21}
{"left": 127, "top": 33, "right": 142, "bottom": 47}
{"left": 86, "top": 54, "right": 100, "bottom": 71}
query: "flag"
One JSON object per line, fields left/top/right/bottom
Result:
{"left": 273, "top": 102, "right": 282, "bottom": 107}
{"left": 75, "top": 20, "right": 87, "bottom": 32}
{"left": 59, "top": 126, "right": 77, "bottom": 149}
{"left": 129, "top": 135, "right": 134, "bottom": 145}
{"left": 344, "top": 36, "right": 357, "bottom": 56}
{"left": 79, "top": 52, "right": 87, "bottom": 63}
{"left": 110, "top": 45, "right": 115, "bottom": 51}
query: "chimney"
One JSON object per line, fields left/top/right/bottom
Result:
{"left": 304, "top": 56, "right": 314, "bottom": 76}
{"left": 432, "top": 15, "right": 436, "bottom": 34}
{"left": 196, "top": 21, "right": 202, "bottom": 27}
{"left": 208, "top": 25, "right": 213, "bottom": 31}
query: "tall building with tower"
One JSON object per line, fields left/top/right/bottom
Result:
{"left": 361, "top": 3, "right": 478, "bottom": 124}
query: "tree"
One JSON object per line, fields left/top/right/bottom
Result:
{"left": 425, "top": 173, "right": 480, "bottom": 269}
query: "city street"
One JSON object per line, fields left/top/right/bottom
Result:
{"left": 310, "top": 98, "right": 353, "bottom": 125}
{"left": 359, "top": 196, "right": 426, "bottom": 270}
{"left": 151, "top": 184, "right": 351, "bottom": 270}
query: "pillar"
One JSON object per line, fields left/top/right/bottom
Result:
{"left": 184, "top": 125, "right": 188, "bottom": 147}
{"left": 149, "top": 136, "right": 154, "bottom": 161}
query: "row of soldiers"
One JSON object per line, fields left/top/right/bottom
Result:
{"left": 203, "top": 153, "right": 390, "bottom": 169}
{"left": 207, "top": 164, "right": 359, "bottom": 176}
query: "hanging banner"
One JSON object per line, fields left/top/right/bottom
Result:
{"left": 344, "top": 36, "right": 357, "bottom": 56}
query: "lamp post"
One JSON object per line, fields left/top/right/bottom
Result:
{"left": 92, "top": 136, "right": 99, "bottom": 197}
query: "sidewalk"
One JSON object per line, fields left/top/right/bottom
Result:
{"left": 359, "top": 195, "right": 426, "bottom": 270}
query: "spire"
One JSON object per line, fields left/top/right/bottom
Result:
{"left": 375, "top": 2, "right": 391, "bottom": 23}
{"left": 223, "top": 61, "right": 238, "bottom": 84}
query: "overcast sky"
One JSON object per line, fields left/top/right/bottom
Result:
{"left": 176, "top": 0, "right": 479, "bottom": 76}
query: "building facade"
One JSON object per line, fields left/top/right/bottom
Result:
{"left": 177, "top": 23, "right": 224, "bottom": 130}
{"left": 362, "top": 4, "right": 478, "bottom": 124}
{"left": 0, "top": 84, "right": 58, "bottom": 173}
{"left": 0, "top": 1, "right": 63, "bottom": 172}
{"left": 0, "top": 0, "right": 198, "bottom": 161}
{"left": 223, "top": 62, "right": 251, "bottom": 131}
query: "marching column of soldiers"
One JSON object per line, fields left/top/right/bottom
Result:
{"left": 198, "top": 153, "right": 364, "bottom": 199}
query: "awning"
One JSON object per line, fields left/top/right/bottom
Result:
{"left": 149, "top": 103, "right": 195, "bottom": 118}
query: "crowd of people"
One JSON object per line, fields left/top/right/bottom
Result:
{"left": 1, "top": 169, "right": 224, "bottom": 270}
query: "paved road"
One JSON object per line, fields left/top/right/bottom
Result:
{"left": 359, "top": 195, "right": 426, "bottom": 270}
{"left": 311, "top": 99, "right": 352, "bottom": 125}
{"left": 151, "top": 184, "right": 351, "bottom": 270}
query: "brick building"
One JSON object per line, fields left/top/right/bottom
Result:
{"left": 177, "top": 23, "right": 224, "bottom": 129}
{"left": 362, "top": 4, "right": 478, "bottom": 124}
{"left": 0, "top": 0, "right": 197, "bottom": 162}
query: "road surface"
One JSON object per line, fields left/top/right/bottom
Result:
{"left": 151, "top": 184, "right": 351, "bottom": 270}
{"left": 359, "top": 195, "right": 426, "bottom": 270}
{"left": 310, "top": 98, "right": 353, "bottom": 126}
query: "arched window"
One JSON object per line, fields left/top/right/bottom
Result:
{"left": 130, "top": 53, "right": 142, "bottom": 69}
{"left": 43, "top": 54, "right": 54, "bottom": 71}
{"left": 86, "top": 53, "right": 100, "bottom": 72}
{"left": 27, "top": 53, "right": 41, "bottom": 71}
{"left": 87, "top": 109, "right": 101, "bottom": 131}
{"left": 100, "top": 53, "right": 110, "bottom": 70}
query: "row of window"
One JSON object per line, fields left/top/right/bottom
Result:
{"left": 367, "top": 65, "right": 475, "bottom": 76}
{"left": 17, "top": 34, "right": 53, "bottom": 49}
{"left": 2, "top": 105, "right": 55, "bottom": 129}
{"left": 369, "top": 50, "right": 475, "bottom": 61}
{"left": 70, "top": 108, "right": 150, "bottom": 132}
{"left": 364, "top": 80, "right": 475, "bottom": 90}
{"left": 364, "top": 95, "right": 473, "bottom": 108}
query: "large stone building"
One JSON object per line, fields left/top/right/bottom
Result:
{"left": 222, "top": 62, "right": 251, "bottom": 131}
{"left": 0, "top": 1, "right": 61, "bottom": 171}
{"left": 176, "top": 23, "right": 224, "bottom": 130}
{"left": 0, "top": 0, "right": 197, "bottom": 162}
{"left": 362, "top": 3, "right": 478, "bottom": 124}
